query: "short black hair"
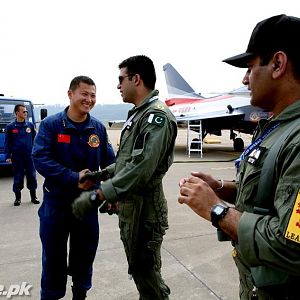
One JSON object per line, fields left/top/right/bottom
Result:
{"left": 69, "top": 76, "right": 96, "bottom": 91}
{"left": 119, "top": 55, "right": 156, "bottom": 90}
{"left": 259, "top": 51, "right": 300, "bottom": 80}
{"left": 14, "top": 104, "right": 25, "bottom": 113}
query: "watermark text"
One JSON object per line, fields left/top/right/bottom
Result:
{"left": 0, "top": 282, "right": 32, "bottom": 298}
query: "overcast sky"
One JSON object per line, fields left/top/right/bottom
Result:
{"left": 0, "top": 0, "right": 299, "bottom": 105}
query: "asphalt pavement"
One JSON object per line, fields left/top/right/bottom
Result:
{"left": 0, "top": 129, "right": 251, "bottom": 299}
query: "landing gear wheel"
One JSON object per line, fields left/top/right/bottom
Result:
{"left": 233, "top": 138, "right": 244, "bottom": 152}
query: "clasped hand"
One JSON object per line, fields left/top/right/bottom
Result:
{"left": 178, "top": 171, "right": 221, "bottom": 221}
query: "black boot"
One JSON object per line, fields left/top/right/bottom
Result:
{"left": 14, "top": 191, "right": 21, "bottom": 206}
{"left": 30, "top": 190, "right": 40, "bottom": 204}
{"left": 72, "top": 286, "right": 87, "bottom": 300}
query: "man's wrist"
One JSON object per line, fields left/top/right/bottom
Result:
{"left": 214, "top": 179, "right": 224, "bottom": 191}
{"left": 89, "top": 190, "right": 101, "bottom": 207}
{"left": 211, "top": 203, "right": 229, "bottom": 228}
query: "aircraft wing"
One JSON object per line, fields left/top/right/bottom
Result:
{"left": 163, "top": 63, "right": 269, "bottom": 123}
{"left": 167, "top": 93, "right": 255, "bottom": 120}
{"left": 162, "top": 62, "right": 271, "bottom": 153}
{"left": 174, "top": 106, "right": 245, "bottom": 122}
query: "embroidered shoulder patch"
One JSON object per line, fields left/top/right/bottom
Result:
{"left": 154, "top": 103, "right": 166, "bottom": 110}
{"left": 147, "top": 113, "right": 165, "bottom": 127}
{"left": 284, "top": 188, "right": 300, "bottom": 244}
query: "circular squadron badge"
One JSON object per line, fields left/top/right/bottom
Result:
{"left": 88, "top": 134, "right": 100, "bottom": 148}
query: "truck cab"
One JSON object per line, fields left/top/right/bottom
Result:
{"left": 0, "top": 95, "right": 47, "bottom": 167}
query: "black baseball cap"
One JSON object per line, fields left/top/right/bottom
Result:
{"left": 223, "top": 14, "right": 300, "bottom": 68}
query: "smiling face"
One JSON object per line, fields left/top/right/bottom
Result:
{"left": 68, "top": 82, "right": 96, "bottom": 121}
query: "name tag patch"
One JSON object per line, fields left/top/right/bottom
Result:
{"left": 247, "top": 146, "right": 266, "bottom": 165}
{"left": 285, "top": 188, "right": 300, "bottom": 244}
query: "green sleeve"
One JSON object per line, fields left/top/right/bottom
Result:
{"left": 238, "top": 139, "right": 300, "bottom": 276}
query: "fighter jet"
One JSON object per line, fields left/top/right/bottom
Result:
{"left": 163, "top": 63, "right": 269, "bottom": 151}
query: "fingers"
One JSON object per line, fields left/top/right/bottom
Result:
{"left": 178, "top": 196, "right": 185, "bottom": 204}
{"left": 80, "top": 169, "right": 90, "bottom": 176}
{"left": 79, "top": 169, "right": 90, "bottom": 182}
{"left": 78, "top": 180, "right": 94, "bottom": 190}
{"left": 179, "top": 175, "right": 203, "bottom": 187}
{"left": 190, "top": 171, "right": 203, "bottom": 177}
{"left": 178, "top": 178, "right": 186, "bottom": 187}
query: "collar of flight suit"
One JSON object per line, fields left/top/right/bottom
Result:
{"left": 62, "top": 106, "right": 94, "bottom": 130}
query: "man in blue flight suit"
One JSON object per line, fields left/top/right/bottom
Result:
{"left": 32, "top": 76, "right": 115, "bottom": 300}
{"left": 4, "top": 104, "right": 39, "bottom": 206}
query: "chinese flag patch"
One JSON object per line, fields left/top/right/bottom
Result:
{"left": 12, "top": 129, "right": 19, "bottom": 133}
{"left": 57, "top": 134, "right": 71, "bottom": 143}
{"left": 284, "top": 188, "right": 300, "bottom": 244}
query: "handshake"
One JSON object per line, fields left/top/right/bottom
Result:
{"left": 79, "top": 169, "right": 110, "bottom": 184}
{"left": 72, "top": 170, "right": 117, "bottom": 220}
{"left": 72, "top": 190, "right": 118, "bottom": 220}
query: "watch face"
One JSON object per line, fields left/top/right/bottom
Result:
{"left": 90, "top": 192, "right": 97, "bottom": 201}
{"left": 214, "top": 206, "right": 224, "bottom": 215}
{"left": 211, "top": 204, "right": 229, "bottom": 229}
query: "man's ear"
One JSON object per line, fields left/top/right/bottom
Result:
{"left": 272, "top": 62, "right": 280, "bottom": 71}
{"left": 134, "top": 74, "right": 141, "bottom": 86}
{"left": 271, "top": 51, "right": 287, "bottom": 78}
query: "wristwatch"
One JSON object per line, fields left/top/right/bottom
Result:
{"left": 211, "top": 203, "right": 229, "bottom": 228}
{"left": 89, "top": 190, "right": 100, "bottom": 206}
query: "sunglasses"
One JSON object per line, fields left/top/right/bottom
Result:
{"left": 118, "top": 74, "right": 135, "bottom": 84}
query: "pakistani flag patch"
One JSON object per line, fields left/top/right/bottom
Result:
{"left": 148, "top": 113, "right": 166, "bottom": 127}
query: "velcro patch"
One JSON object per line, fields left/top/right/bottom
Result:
{"left": 284, "top": 188, "right": 300, "bottom": 244}
{"left": 147, "top": 113, "right": 165, "bottom": 127}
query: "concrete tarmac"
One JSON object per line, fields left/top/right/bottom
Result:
{"left": 0, "top": 129, "right": 251, "bottom": 299}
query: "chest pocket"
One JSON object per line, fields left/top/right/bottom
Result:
{"left": 131, "top": 131, "right": 149, "bottom": 159}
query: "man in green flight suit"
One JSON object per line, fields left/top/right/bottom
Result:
{"left": 73, "top": 55, "right": 177, "bottom": 299}
{"left": 178, "top": 15, "right": 300, "bottom": 299}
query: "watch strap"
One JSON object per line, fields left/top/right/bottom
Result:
{"left": 211, "top": 204, "right": 229, "bottom": 228}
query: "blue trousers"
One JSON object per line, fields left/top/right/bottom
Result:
{"left": 38, "top": 201, "right": 99, "bottom": 299}
{"left": 11, "top": 154, "right": 37, "bottom": 193}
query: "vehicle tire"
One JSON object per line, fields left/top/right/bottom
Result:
{"left": 233, "top": 138, "right": 244, "bottom": 152}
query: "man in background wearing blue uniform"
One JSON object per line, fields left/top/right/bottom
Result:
{"left": 32, "top": 76, "right": 115, "bottom": 300}
{"left": 4, "top": 104, "right": 39, "bottom": 206}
